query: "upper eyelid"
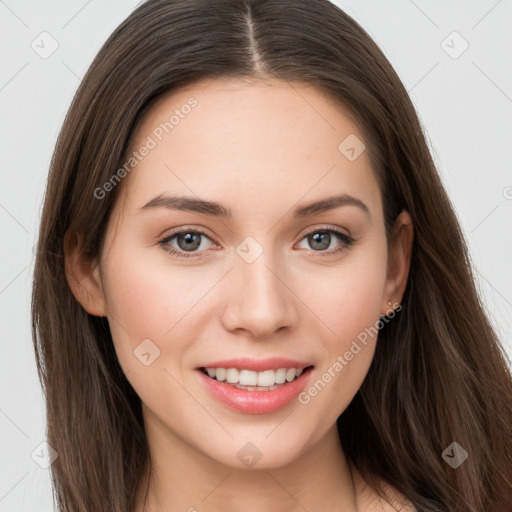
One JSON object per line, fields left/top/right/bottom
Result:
{"left": 301, "top": 225, "right": 351, "bottom": 238}
{"left": 159, "top": 225, "right": 215, "bottom": 241}
{"left": 159, "top": 224, "right": 351, "bottom": 241}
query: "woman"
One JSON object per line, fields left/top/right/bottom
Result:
{"left": 31, "top": 0, "right": 512, "bottom": 511}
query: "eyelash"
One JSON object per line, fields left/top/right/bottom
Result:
{"left": 157, "top": 226, "right": 356, "bottom": 259}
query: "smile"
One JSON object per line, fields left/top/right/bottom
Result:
{"left": 200, "top": 366, "right": 307, "bottom": 390}
{"left": 196, "top": 363, "right": 314, "bottom": 414}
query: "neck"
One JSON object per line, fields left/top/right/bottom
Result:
{"left": 133, "top": 410, "right": 359, "bottom": 512}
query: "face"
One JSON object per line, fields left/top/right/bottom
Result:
{"left": 72, "top": 77, "right": 409, "bottom": 470}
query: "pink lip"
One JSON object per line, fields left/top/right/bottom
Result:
{"left": 196, "top": 365, "right": 314, "bottom": 414}
{"left": 196, "top": 357, "right": 312, "bottom": 372}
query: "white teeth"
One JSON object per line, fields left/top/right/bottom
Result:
{"left": 215, "top": 368, "right": 226, "bottom": 381}
{"left": 275, "top": 368, "right": 286, "bottom": 384}
{"left": 231, "top": 383, "right": 280, "bottom": 391}
{"left": 226, "top": 368, "right": 239, "bottom": 383}
{"left": 257, "top": 370, "right": 275, "bottom": 387}
{"left": 203, "top": 366, "right": 307, "bottom": 387}
{"left": 285, "top": 368, "right": 296, "bottom": 382}
{"left": 239, "top": 369, "right": 257, "bottom": 386}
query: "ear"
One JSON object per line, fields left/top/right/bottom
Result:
{"left": 381, "top": 210, "right": 413, "bottom": 315}
{"left": 64, "top": 230, "right": 108, "bottom": 317}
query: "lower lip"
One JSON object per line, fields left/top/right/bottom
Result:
{"left": 196, "top": 367, "right": 313, "bottom": 414}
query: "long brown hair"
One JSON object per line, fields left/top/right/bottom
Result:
{"left": 31, "top": 1, "right": 512, "bottom": 510}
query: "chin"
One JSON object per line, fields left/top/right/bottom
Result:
{"left": 198, "top": 426, "right": 315, "bottom": 471}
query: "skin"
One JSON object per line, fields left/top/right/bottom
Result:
{"left": 65, "top": 77, "right": 414, "bottom": 511}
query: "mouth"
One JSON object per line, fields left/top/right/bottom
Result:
{"left": 195, "top": 363, "right": 315, "bottom": 414}
{"left": 198, "top": 365, "right": 314, "bottom": 391}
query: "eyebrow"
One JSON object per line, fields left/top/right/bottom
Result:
{"left": 138, "top": 193, "right": 370, "bottom": 219}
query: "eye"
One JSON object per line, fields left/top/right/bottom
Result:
{"left": 158, "top": 226, "right": 356, "bottom": 259}
{"left": 158, "top": 228, "right": 214, "bottom": 258}
{"left": 295, "top": 227, "right": 355, "bottom": 256}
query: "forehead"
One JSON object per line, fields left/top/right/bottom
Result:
{"left": 117, "top": 77, "right": 381, "bottom": 218}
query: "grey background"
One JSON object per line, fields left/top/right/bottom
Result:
{"left": 1, "top": 0, "right": 511, "bottom": 510}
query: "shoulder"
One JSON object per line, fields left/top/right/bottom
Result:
{"left": 350, "top": 463, "right": 417, "bottom": 512}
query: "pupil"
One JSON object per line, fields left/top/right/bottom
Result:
{"left": 310, "top": 232, "right": 329, "bottom": 250}
{"left": 179, "top": 232, "right": 201, "bottom": 251}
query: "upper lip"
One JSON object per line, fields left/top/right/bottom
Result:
{"left": 197, "top": 357, "right": 313, "bottom": 372}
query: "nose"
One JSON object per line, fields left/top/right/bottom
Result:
{"left": 221, "top": 250, "right": 299, "bottom": 339}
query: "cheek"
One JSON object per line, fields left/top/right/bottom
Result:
{"left": 100, "top": 248, "right": 219, "bottom": 415}
{"left": 305, "top": 236, "right": 388, "bottom": 343}
{"left": 296, "top": 238, "right": 388, "bottom": 414}
{"left": 100, "top": 246, "right": 210, "bottom": 371}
